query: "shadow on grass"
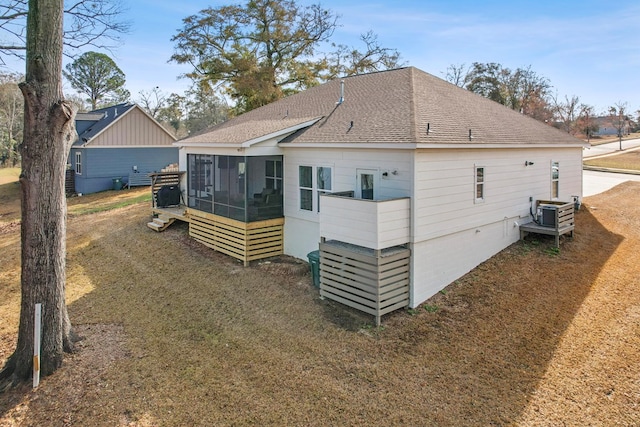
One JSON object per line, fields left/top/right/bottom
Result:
{"left": 0, "top": 199, "right": 626, "bottom": 425}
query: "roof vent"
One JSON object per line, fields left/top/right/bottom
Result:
{"left": 468, "top": 129, "right": 473, "bottom": 141}
{"left": 336, "top": 80, "right": 345, "bottom": 105}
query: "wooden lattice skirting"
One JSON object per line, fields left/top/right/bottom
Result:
{"left": 319, "top": 241, "right": 410, "bottom": 326}
{"left": 188, "top": 209, "right": 284, "bottom": 266}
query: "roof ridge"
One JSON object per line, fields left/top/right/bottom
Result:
{"left": 407, "top": 67, "right": 418, "bottom": 143}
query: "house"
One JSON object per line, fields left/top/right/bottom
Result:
{"left": 154, "top": 67, "right": 586, "bottom": 323}
{"left": 591, "top": 116, "right": 628, "bottom": 137}
{"left": 69, "top": 103, "right": 178, "bottom": 194}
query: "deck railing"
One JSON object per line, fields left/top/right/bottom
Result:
{"left": 319, "top": 194, "right": 411, "bottom": 250}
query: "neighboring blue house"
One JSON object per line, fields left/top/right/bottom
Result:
{"left": 69, "top": 103, "right": 178, "bottom": 194}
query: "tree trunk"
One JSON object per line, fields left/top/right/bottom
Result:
{"left": 0, "top": 0, "right": 77, "bottom": 388}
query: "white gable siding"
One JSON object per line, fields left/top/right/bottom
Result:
{"left": 410, "top": 146, "right": 583, "bottom": 307}
{"left": 283, "top": 147, "right": 413, "bottom": 259}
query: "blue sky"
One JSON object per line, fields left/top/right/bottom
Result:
{"left": 5, "top": 0, "right": 640, "bottom": 113}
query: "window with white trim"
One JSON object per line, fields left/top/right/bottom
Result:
{"left": 75, "top": 152, "right": 82, "bottom": 175}
{"left": 317, "top": 166, "right": 332, "bottom": 210}
{"left": 551, "top": 161, "right": 559, "bottom": 198}
{"left": 299, "top": 166, "right": 313, "bottom": 211}
{"left": 265, "top": 160, "right": 282, "bottom": 191}
{"left": 474, "top": 165, "right": 484, "bottom": 202}
{"left": 299, "top": 165, "right": 333, "bottom": 212}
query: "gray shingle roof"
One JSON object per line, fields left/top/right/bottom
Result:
{"left": 180, "top": 67, "right": 584, "bottom": 147}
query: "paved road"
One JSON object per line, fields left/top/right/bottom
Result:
{"left": 581, "top": 138, "right": 640, "bottom": 197}
{"left": 583, "top": 138, "right": 640, "bottom": 158}
{"left": 583, "top": 170, "right": 640, "bottom": 197}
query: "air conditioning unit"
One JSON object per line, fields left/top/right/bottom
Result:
{"left": 537, "top": 204, "right": 557, "bottom": 228}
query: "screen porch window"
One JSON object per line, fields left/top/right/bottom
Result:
{"left": 75, "top": 152, "right": 82, "bottom": 175}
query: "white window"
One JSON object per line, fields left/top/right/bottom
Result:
{"left": 299, "top": 165, "right": 333, "bottom": 212}
{"left": 265, "top": 160, "right": 282, "bottom": 191}
{"left": 75, "top": 152, "right": 82, "bottom": 175}
{"left": 551, "top": 161, "right": 559, "bottom": 198}
{"left": 474, "top": 165, "right": 484, "bottom": 202}
{"left": 317, "top": 166, "right": 332, "bottom": 209}
{"left": 299, "top": 166, "right": 313, "bottom": 211}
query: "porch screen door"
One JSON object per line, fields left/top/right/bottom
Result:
{"left": 356, "top": 169, "right": 376, "bottom": 200}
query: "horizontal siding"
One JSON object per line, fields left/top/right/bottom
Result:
{"left": 413, "top": 147, "right": 582, "bottom": 241}
{"left": 411, "top": 215, "right": 521, "bottom": 307}
{"left": 319, "top": 196, "right": 410, "bottom": 249}
{"left": 283, "top": 148, "right": 413, "bottom": 222}
{"left": 70, "top": 147, "right": 178, "bottom": 194}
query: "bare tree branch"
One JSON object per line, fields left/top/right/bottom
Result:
{"left": 0, "top": 0, "right": 130, "bottom": 61}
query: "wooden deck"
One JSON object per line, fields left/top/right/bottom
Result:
{"left": 520, "top": 201, "right": 575, "bottom": 248}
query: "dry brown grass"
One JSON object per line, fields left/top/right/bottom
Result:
{"left": 1, "top": 173, "right": 639, "bottom": 426}
{"left": 584, "top": 150, "right": 640, "bottom": 172}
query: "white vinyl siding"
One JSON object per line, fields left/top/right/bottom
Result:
{"left": 283, "top": 148, "right": 413, "bottom": 260}
{"left": 413, "top": 147, "right": 582, "bottom": 242}
{"left": 411, "top": 146, "right": 583, "bottom": 307}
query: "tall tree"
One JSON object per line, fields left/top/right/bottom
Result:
{"left": 0, "top": 0, "right": 129, "bottom": 59}
{"left": 551, "top": 94, "right": 581, "bottom": 134}
{"left": 608, "top": 101, "right": 629, "bottom": 150}
{"left": 63, "top": 51, "right": 129, "bottom": 110}
{"left": 323, "top": 31, "right": 403, "bottom": 79}
{"left": 448, "top": 62, "right": 553, "bottom": 122}
{"left": 170, "top": 0, "right": 402, "bottom": 114}
{"left": 181, "top": 85, "right": 228, "bottom": 135}
{"left": 171, "top": 0, "right": 338, "bottom": 114}
{"left": 577, "top": 104, "right": 596, "bottom": 142}
{"left": 137, "top": 86, "right": 166, "bottom": 119}
{"left": 0, "top": 0, "right": 77, "bottom": 389}
{"left": 0, "top": 72, "right": 24, "bottom": 166}
{"left": 444, "top": 63, "right": 470, "bottom": 88}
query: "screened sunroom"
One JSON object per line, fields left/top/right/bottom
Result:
{"left": 169, "top": 153, "right": 286, "bottom": 266}
{"left": 187, "top": 154, "right": 283, "bottom": 223}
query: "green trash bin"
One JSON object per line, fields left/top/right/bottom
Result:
{"left": 112, "top": 177, "right": 123, "bottom": 190}
{"left": 307, "top": 250, "right": 320, "bottom": 288}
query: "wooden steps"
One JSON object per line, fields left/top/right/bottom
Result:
{"left": 147, "top": 215, "right": 176, "bottom": 232}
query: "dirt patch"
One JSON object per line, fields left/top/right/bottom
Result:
{"left": 1, "top": 182, "right": 639, "bottom": 426}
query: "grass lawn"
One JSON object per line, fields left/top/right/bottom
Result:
{"left": 584, "top": 150, "right": 640, "bottom": 172}
{"left": 1, "top": 171, "right": 639, "bottom": 425}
